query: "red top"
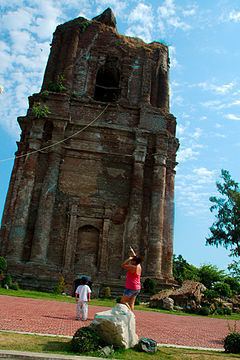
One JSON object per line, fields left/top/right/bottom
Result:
{"left": 125, "top": 270, "right": 141, "bottom": 290}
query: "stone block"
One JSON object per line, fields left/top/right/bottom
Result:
{"left": 92, "top": 303, "right": 138, "bottom": 349}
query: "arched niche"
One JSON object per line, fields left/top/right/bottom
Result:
{"left": 94, "top": 56, "right": 121, "bottom": 102}
{"left": 74, "top": 225, "right": 100, "bottom": 276}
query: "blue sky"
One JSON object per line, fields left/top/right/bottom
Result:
{"left": 0, "top": 0, "right": 239, "bottom": 271}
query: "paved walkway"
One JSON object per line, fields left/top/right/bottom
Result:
{"left": 0, "top": 295, "right": 239, "bottom": 350}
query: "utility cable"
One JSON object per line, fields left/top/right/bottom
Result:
{"left": 0, "top": 103, "right": 109, "bottom": 163}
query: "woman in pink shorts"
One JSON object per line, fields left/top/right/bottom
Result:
{"left": 120, "top": 254, "right": 142, "bottom": 311}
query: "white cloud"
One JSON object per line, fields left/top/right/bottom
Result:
{"left": 177, "top": 147, "right": 199, "bottom": 162}
{"left": 229, "top": 10, "right": 240, "bottom": 22}
{"left": 191, "top": 127, "right": 202, "bottom": 140}
{"left": 224, "top": 113, "right": 240, "bottom": 121}
{"left": 157, "top": 0, "right": 192, "bottom": 34}
{"left": 1, "top": 8, "right": 33, "bottom": 31}
{"left": 126, "top": 3, "right": 153, "bottom": 42}
{"left": 176, "top": 124, "right": 186, "bottom": 136}
{"left": 10, "top": 30, "right": 32, "bottom": 53}
{"left": 231, "top": 99, "right": 240, "bottom": 106}
{"left": 201, "top": 100, "right": 224, "bottom": 110}
{"left": 193, "top": 167, "right": 215, "bottom": 183}
{"left": 175, "top": 167, "right": 216, "bottom": 217}
{"left": 193, "top": 81, "right": 235, "bottom": 95}
{"left": 169, "top": 45, "right": 179, "bottom": 68}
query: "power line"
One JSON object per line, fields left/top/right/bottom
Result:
{"left": 0, "top": 104, "right": 109, "bottom": 164}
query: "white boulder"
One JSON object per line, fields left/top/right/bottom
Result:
{"left": 92, "top": 303, "right": 138, "bottom": 349}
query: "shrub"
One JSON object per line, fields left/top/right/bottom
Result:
{"left": 115, "top": 296, "right": 121, "bottom": 303}
{"left": 197, "top": 307, "right": 210, "bottom": 316}
{"left": 32, "top": 102, "right": 51, "bottom": 118}
{"left": 101, "top": 286, "right": 111, "bottom": 298}
{"left": 2, "top": 274, "right": 12, "bottom": 288}
{"left": 48, "top": 75, "right": 66, "bottom": 93}
{"left": 224, "top": 332, "right": 240, "bottom": 353}
{"left": 40, "top": 90, "right": 49, "bottom": 100}
{"left": 204, "top": 289, "right": 218, "bottom": 301}
{"left": 213, "top": 282, "right": 232, "bottom": 298}
{"left": 71, "top": 326, "right": 104, "bottom": 353}
{"left": 223, "top": 307, "right": 232, "bottom": 316}
{"left": 54, "top": 275, "right": 65, "bottom": 294}
{"left": 143, "top": 278, "right": 156, "bottom": 295}
{"left": 0, "top": 257, "right": 7, "bottom": 275}
{"left": 224, "top": 277, "right": 240, "bottom": 295}
{"left": 135, "top": 295, "right": 140, "bottom": 305}
{"left": 215, "top": 307, "right": 232, "bottom": 315}
{"left": 11, "top": 282, "right": 19, "bottom": 290}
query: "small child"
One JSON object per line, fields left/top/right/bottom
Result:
{"left": 75, "top": 277, "right": 91, "bottom": 321}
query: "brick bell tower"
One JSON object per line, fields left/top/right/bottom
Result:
{"left": 0, "top": 9, "right": 179, "bottom": 291}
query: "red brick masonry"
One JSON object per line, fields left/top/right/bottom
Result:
{"left": 0, "top": 295, "right": 239, "bottom": 349}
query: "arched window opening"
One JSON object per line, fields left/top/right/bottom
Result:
{"left": 75, "top": 225, "right": 99, "bottom": 275}
{"left": 94, "top": 57, "right": 121, "bottom": 102}
{"left": 42, "top": 120, "right": 53, "bottom": 142}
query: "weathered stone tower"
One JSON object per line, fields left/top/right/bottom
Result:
{"left": 0, "top": 9, "right": 179, "bottom": 291}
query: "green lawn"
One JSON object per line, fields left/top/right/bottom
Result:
{"left": 0, "top": 332, "right": 240, "bottom": 360}
{"left": 0, "top": 288, "right": 240, "bottom": 320}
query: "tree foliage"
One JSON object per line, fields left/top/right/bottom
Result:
{"left": 173, "top": 254, "right": 199, "bottom": 284}
{"left": 228, "top": 260, "right": 240, "bottom": 281}
{"left": 198, "top": 264, "right": 225, "bottom": 289}
{"left": 206, "top": 169, "right": 240, "bottom": 258}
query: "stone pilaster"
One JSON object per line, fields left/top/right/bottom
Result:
{"left": 0, "top": 143, "right": 26, "bottom": 256}
{"left": 146, "top": 142, "right": 167, "bottom": 278}
{"left": 62, "top": 29, "right": 79, "bottom": 90}
{"left": 30, "top": 147, "right": 62, "bottom": 263}
{"left": 124, "top": 133, "right": 147, "bottom": 257}
{"left": 7, "top": 139, "right": 41, "bottom": 261}
{"left": 63, "top": 204, "right": 78, "bottom": 271}
{"left": 162, "top": 158, "right": 177, "bottom": 279}
{"left": 98, "top": 208, "right": 111, "bottom": 274}
{"left": 141, "top": 55, "right": 151, "bottom": 104}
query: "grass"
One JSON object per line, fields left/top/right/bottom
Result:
{"left": 0, "top": 288, "right": 240, "bottom": 320}
{"left": 0, "top": 332, "right": 240, "bottom": 360}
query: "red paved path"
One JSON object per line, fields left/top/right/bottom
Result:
{"left": 0, "top": 295, "right": 239, "bottom": 349}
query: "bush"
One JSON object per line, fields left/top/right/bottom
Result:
{"left": 0, "top": 257, "right": 7, "bottom": 275}
{"left": 54, "top": 275, "right": 65, "bottom": 294}
{"left": 197, "top": 307, "right": 210, "bottom": 316}
{"left": 32, "top": 102, "right": 51, "bottom": 118}
{"left": 204, "top": 289, "right": 218, "bottom": 301}
{"left": 101, "top": 286, "right": 111, "bottom": 298}
{"left": 115, "top": 296, "right": 121, "bottom": 304}
{"left": 71, "top": 326, "right": 104, "bottom": 353}
{"left": 10, "top": 282, "right": 19, "bottom": 291}
{"left": 215, "top": 307, "right": 232, "bottom": 316}
{"left": 135, "top": 295, "right": 140, "bottom": 305}
{"left": 224, "top": 277, "right": 240, "bottom": 295}
{"left": 47, "top": 75, "right": 66, "bottom": 93}
{"left": 2, "top": 274, "right": 12, "bottom": 288}
{"left": 224, "top": 332, "right": 240, "bottom": 353}
{"left": 213, "top": 282, "right": 232, "bottom": 298}
{"left": 143, "top": 278, "right": 156, "bottom": 295}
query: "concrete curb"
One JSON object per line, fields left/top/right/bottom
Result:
{"left": 158, "top": 343, "right": 224, "bottom": 352}
{"left": 0, "top": 350, "right": 106, "bottom": 360}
